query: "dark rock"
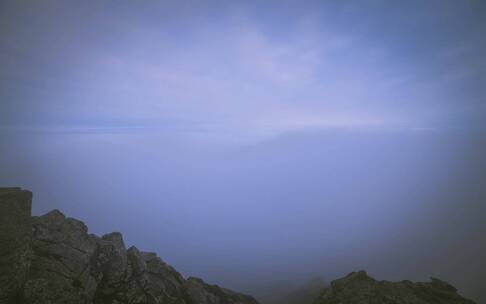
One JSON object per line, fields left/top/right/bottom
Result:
{"left": 91, "top": 232, "right": 129, "bottom": 303}
{"left": 23, "top": 209, "right": 99, "bottom": 304}
{"left": 313, "top": 270, "right": 476, "bottom": 304}
{"left": 2, "top": 187, "right": 475, "bottom": 304}
{"left": 184, "top": 277, "right": 259, "bottom": 304}
{"left": 0, "top": 187, "right": 258, "bottom": 304}
{"left": 139, "top": 251, "right": 187, "bottom": 303}
{"left": 0, "top": 188, "right": 32, "bottom": 303}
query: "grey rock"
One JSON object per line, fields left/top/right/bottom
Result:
{"left": 91, "top": 232, "right": 129, "bottom": 303}
{"left": 139, "top": 251, "right": 187, "bottom": 303}
{"left": 0, "top": 188, "right": 32, "bottom": 303}
{"left": 3, "top": 187, "right": 475, "bottom": 304}
{"left": 313, "top": 270, "right": 476, "bottom": 304}
{"left": 24, "top": 209, "right": 99, "bottom": 304}
{"left": 184, "top": 277, "right": 259, "bottom": 304}
{"left": 0, "top": 187, "right": 259, "bottom": 304}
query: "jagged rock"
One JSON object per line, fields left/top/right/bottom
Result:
{"left": 0, "top": 188, "right": 32, "bottom": 303}
{"left": 24, "top": 209, "right": 99, "bottom": 304}
{"left": 91, "top": 232, "right": 129, "bottom": 303}
{"left": 184, "top": 277, "right": 259, "bottom": 304}
{"left": 139, "top": 251, "right": 188, "bottom": 303}
{"left": 2, "top": 187, "right": 475, "bottom": 304}
{"left": 0, "top": 187, "right": 259, "bottom": 304}
{"left": 313, "top": 270, "right": 476, "bottom": 304}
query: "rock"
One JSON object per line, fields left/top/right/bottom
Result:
{"left": 139, "top": 251, "right": 187, "bottom": 303}
{"left": 23, "top": 209, "right": 99, "bottom": 304}
{"left": 0, "top": 188, "right": 32, "bottom": 303}
{"left": 91, "top": 232, "right": 129, "bottom": 303}
{"left": 0, "top": 187, "right": 259, "bottom": 304}
{"left": 313, "top": 270, "right": 476, "bottom": 304}
{"left": 3, "top": 187, "right": 475, "bottom": 304}
{"left": 184, "top": 277, "right": 259, "bottom": 304}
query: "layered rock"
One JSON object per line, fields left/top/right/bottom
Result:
{"left": 313, "top": 270, "right": 476, "bottom": 304}
{"left": 0, "top": 188, "right": 259, "bottom": 304}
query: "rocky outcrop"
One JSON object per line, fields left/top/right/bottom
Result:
{"left": 0, "top": 188, "right": 259, "bottom": 304}
{"left": 313, "top": 270, "right": 476, "bottom": 304}
{"left": 0, "top": 188, "right": 32, "bottom": 303}
{"left": 1, "top": 188, "right": 476, "bottom": 304}
{"left": 184, "top": 277, "right": 259, "bottom": 304}
{"left": 23, "top": 209, "right": 99, "bottom": 303}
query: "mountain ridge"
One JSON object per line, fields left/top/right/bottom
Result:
{"left": 313, "top": 270, "right": 476, "bottom": 304}
{"left": 0, "top": 187, "right": 477, "bottom": 304}
{"left": 0, "top": 187, "right": 259, "bottom": 304}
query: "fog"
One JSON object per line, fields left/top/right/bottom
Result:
{"left": 1, "top": 0, "right": 486, "bottom": 302}
{"left": 1, "top": 128, "right": 485, "bottom": 302}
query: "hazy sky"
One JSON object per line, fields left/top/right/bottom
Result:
{"left": 1, "top": 0, "right": 486, "bottom": 139}
{"left": 1, "top": 1, "right": 485, "bottom": 303}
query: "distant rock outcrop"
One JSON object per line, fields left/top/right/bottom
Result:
{"left": 313, "top": 270, "right": 476, "bottom": 304}
{"left": 0, "top": 188, "right": 259, "bottom": 304}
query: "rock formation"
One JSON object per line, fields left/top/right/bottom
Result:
{"left": 0, "top": 187, "right": 477, "bottom": 304}
{"left": 0, "top": 188, "right": 33, "bottom": 303}
{"left": 313, "top": 270, "right": 476, "bottom": 304}
{"left": 0, "top": 188, "right": 259, "bottom": 304}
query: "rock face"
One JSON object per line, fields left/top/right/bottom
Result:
{"left": 1, "top": 187, "right": 476, "bottom": 304}
{"left": 0, "top": 188, "right": 259, "bottom": 304}
{"left": 0, "top": 188, "right": 32, "bottom": 303}
{"left": 184, "top": 277, "right": 259, "bottom": 304}
{"left": 313, "top": 271, "right": 476, "bottom": 304}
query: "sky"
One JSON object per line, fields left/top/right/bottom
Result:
{"left": 1, "top": 1, "right": 486, "bottom": 303}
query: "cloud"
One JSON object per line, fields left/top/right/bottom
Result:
{"left": 1, "top": 1, "right": 485, "bottom": 142}
{"left": 60, "top": 21, "right": 401, "bottom": 140}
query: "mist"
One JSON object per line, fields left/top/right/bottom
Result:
{"left": 1, "top": 0, "right": 485, "bottom": 303}
{"left": 1, "top": 128, "right": 485, "bottom": 302}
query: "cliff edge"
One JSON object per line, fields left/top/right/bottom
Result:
{"left": 0, "top": 188, "right": 477, "bottom": 304}
{"left": 0, "top": 188, "right": 259, "bottom": 304}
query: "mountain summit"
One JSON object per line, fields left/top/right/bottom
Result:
{"left": 0, "top": 188, "right": 258, "bottom": 304}
{"left": 0, "top": 188, "right": 477, "bottom": 304}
